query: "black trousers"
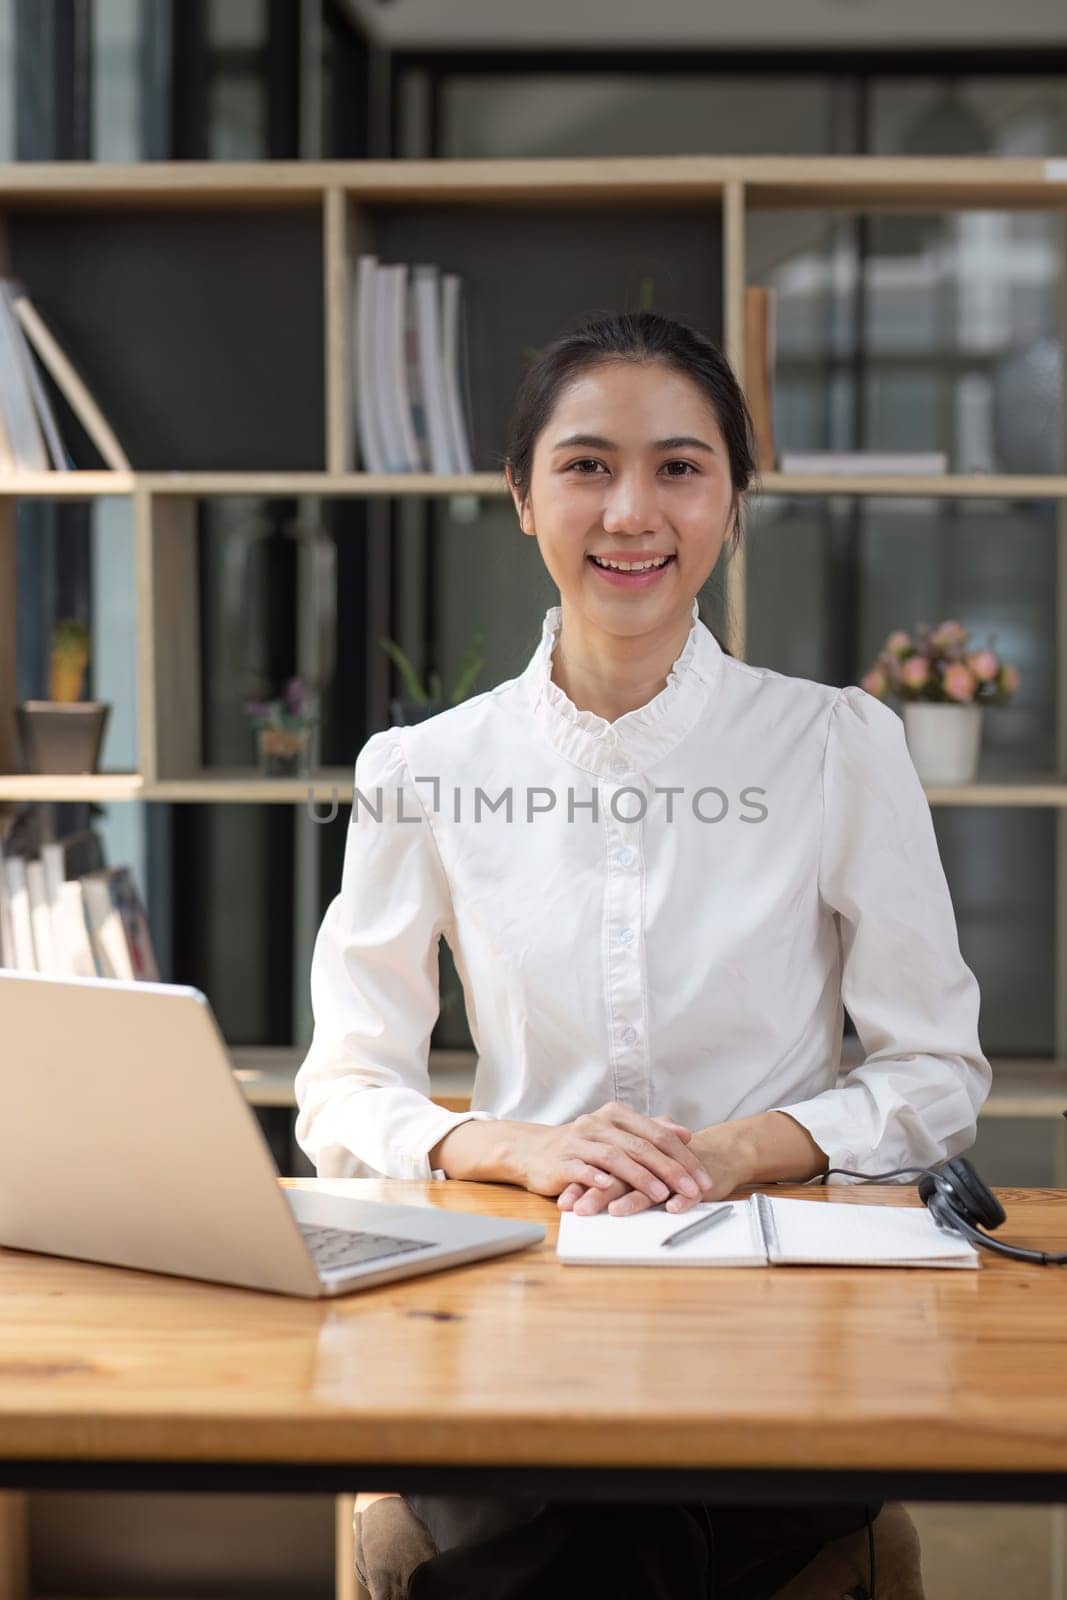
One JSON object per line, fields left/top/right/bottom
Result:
{"left": 408, "top": 1497, "right": 880, "bottom": 1599}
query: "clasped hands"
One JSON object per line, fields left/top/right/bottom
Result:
{"left": 522, "top": 1101, "right": 757, "bottom": 1218}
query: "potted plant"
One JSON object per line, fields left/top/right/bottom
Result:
{"left": 380, "top": 630, "right": 486, "bottom": 725}
{"left": 861, "top": 620, "right": 1020, "bottom": 784}
{"left": 244, "top": 677, "right": 318, "bottom": 777}
{"left": 16, "top": 619, "right": 111, "bottom": 775}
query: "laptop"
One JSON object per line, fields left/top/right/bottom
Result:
{"left": 0, "top": 970, "right": 544, "bottom": 1297}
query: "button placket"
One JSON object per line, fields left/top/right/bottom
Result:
{"left": 604, "top": 764, "right": 650, "bottom": 1114}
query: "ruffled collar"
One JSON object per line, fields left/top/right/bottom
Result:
{"left": 520, "top": 595, "right": 724, "bottom": 776}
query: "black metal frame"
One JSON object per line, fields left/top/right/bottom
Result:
{"left": 1, "top": 1459, "right": 1064, "bottom": 1503}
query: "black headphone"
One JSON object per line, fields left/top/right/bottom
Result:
{"left": 822, "top": 1155, "right": 1067, "bottom": 1265}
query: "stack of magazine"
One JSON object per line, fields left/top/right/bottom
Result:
{"left": 353, "top": 255, "right": 474, "bottom": 474}
{"left": 0, "top": 277, "right": 131, "bottom": 473}
{"left": 0, "top": 817, "right": 159, "bottom": 982}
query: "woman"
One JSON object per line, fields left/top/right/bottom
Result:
{"left": 295, "top": 310, "right": 989, "bottom": 1597}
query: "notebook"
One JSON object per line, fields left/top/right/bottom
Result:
{"left": 556, "top": 1193, "right": 980, "bottom": 1269}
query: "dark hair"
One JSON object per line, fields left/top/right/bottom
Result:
{"left": 503, "top": 309, "right": 760, "bottom": 657}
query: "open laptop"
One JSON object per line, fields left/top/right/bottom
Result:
{"left": 0, "top": 970, "right": 544, "bottom": 1297}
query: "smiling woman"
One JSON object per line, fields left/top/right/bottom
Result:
{"left": 503, "top": 313, "right": 752, "bottom": 726}
{"left": 297, "top": 309, "right": 976, "bottom": 1598}
{"left": 505, "top": 312, "right": 755, "bottom": 726}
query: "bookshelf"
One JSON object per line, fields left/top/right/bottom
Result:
{"left": 1, "top": 154, "right": 1067, "bottom": 1031}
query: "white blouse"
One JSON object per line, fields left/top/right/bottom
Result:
{"left": 295, "top": 596, "right": 991, "bottom": 1185}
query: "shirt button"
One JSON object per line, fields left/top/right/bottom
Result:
{"left": 617, "top": 928, "right": 634, "bottom": 945}
{"left": 618, "top": 848, "right": 636, "bottom": 868}
{"left": 620, "top": 1024, "right": 638, "bottom": 1045}
{"left": 609, "top": 755, "right": 629, "bottom": 775}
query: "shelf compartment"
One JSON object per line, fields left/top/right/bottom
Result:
{"left": 5, "top": 206, "right": 324, "bottom": 472}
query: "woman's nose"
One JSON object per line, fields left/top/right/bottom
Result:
{"left": 600, "top": 475, "right": 663, "bottom": 533}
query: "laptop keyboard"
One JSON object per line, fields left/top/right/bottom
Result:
{"left": 298, "top": 1222, "right": 434, "bottom": 1276}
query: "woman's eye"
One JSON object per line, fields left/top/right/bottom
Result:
{"left": 566, "top": 458, "right": 696, "bottom": 477}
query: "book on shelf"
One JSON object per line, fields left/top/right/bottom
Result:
{"left": 744, "top": 285, "right": 777, "bottom": 473}
{"left": 0, "top": 285, "right": 49, "bottom": 471}
{"left": 0, "top": 277, "right": 131, "bottom": 474}
{"left": 353, "top": 253, "right": 386, "bottom": 473}
{"left": 353, "top": 253, "right": 474, "bottom": 475}
{"left": 0, "top": 823, "right": 157, "bottom": 981}
{"left": 776, "top": 450, "right": 949, "bottom": 476}
{"left": 80, "top": 867, "right": 160, "bottom": 981}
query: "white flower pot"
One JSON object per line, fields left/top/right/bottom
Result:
{"left": 902, "top": 702, "right": 984, "bottom": 785}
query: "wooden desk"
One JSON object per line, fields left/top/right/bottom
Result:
{"left": 1, "top": 1182, "right": 1066, "bottom": 1507}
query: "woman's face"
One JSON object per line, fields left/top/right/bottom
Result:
{"left": 507, "top": 359, "right": 739, "bottom": 639}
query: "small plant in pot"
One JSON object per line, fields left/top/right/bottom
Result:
{"left": 381, "top": 630, "right": 486, "bottom": 725}
{"left": 245, "top": 677, "right": 318, "bottom": 777}
{"left": 861, "top": 619, "right": 1020, "bottom": 785}
{"left": 16, "top": 619, "right": 111, "bottom": 775}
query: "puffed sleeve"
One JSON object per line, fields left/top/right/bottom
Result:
{"left": 294, "top": 727, "right": 495, "bottom": 1180}
{"left": 774, "top": 684, "right": 992, "bottom": 1180}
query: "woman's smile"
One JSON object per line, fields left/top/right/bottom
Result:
{"left": 586, "top": 551, "right": 677, "bottom": 588}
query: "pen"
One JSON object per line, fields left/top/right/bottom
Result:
{"left": 660, "top": 1202, "right": 734, "bottom": 1249}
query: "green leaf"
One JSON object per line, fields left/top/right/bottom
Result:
{"left": 449, "top": 630, "right": 486, "bottom": 704}
{"left": 379, "top": 637, "right": 428, "bottom": 703}
{"left": 53, "top": 617, "right": 90, "bottom": 656}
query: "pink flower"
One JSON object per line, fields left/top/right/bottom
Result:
{"left": 900, "top": 656, "right": 930, "bottom": 690}
{"left": 967, "top": 649, "right": 1000, "bottom": 683}
{"left": 930, "top": 620, "right": 969, "bottom": 653}
{"left": 861, "top": 664, "right": 889, "bottom": 697}
{"left": 884, "top": 630, "right": 912, "bottom": 658}
{"left": 1000, "top": 663, "right": 1020, "bottom": 696}
{"left": 942, "top": 662, "right": 977, "bottom": 702}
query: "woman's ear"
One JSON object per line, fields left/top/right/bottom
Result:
{"left": 731, "top": 490, "right": 746, "bottom": 546}
{"left": 505, "top": 464, "right": 535, "bottom": 536}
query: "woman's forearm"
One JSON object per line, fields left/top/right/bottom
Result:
{"left": 692, "top": 1109, "right": 829, "bottom": 1188}
{"left": 429, "top": 1117, "right": 531, "bottom": 1184}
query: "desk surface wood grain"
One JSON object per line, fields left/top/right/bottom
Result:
{"left": 1, "top": 1181, "right": 1065, "bottom": 1475}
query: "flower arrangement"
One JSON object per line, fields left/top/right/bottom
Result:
{"left": 50, "top": 618, "right": 90, "bottom": 702}
{"left": 861, "top": 620, "right": 1020, "bottom": 706}
{"left": 380, "top": 630, "right": 486, "bottom": 708}
{"left": 244, "top": 678, "right": 318, "bottom": 774}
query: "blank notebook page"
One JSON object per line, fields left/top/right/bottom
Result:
{"left": 768, "top": 1197, "right": 979, "bottom": 1267}
{"left": 556, "top": 1201, "right": 764, "bottom": 1265}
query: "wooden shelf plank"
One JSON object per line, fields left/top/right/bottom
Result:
{"left": 140, "top": 471, "right": 509, "bottom": 497}
{"left": 230, "top": 1046, "right": 1065, "bottom": 1120}
{"left": 0, "top": 470, "right": 1062, "bottom": 502}
{"left": 4, "top": 771, "right": 1067, "bottom": 807}
{"left": 760, "top": 473, "right": 1067, "bottom": 499}
{"left": 922, "top": 776, "right": 1067, "bottom": 807}
{"left": 146, "top": 767, "right": 354, "bottom": 803}
{"left": 231, "top": 1046, "right": 476, "bottom": 1109}
{"left": 0, "top": 772, "right": 146, "bottom": 801}
{"left": 0, "top": 156, "right": 1064, "bottom": 209}
{"left": 0, "top": 471, "right": 136, "bottom": 498}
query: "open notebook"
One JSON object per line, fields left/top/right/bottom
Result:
{"left": 557, "top": 1193, "right": 979, "bottom": 1269}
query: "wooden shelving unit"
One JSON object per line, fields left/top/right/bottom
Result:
{"left": 1, "top": 155, "right": 1066, "bottom": 1079}
{"left": 2, "top": 154, "right": 1067, "bottom": 787}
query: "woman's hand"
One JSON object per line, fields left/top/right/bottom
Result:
{"left": 558, "top": 1117, "right": 759, "bottom": 1216}
{"left": 508, "top": 1103, "right": 714, "bottom": 1206}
